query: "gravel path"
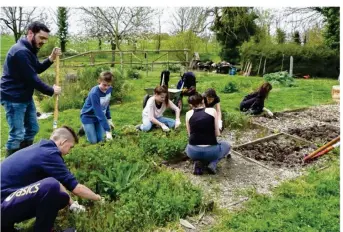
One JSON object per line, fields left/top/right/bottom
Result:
{"left": 165, "top": 104, "right": 340, "bottom": 231}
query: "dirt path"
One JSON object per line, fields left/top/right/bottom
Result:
{"left": 165, "top": 104, "right": 339, "bottom": 231}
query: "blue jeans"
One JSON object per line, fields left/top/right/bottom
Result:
{"left": 1, "top": 100, "right": 39, "bottom": 150}
{"left": 139, "top": 116, "right": 175, "bottom": 132}
{"left": 1, "top": 177, "right": 69, "bottom": 232}
{"left": 83, "top": 122, "right": 105, "bottom": 144}
{"left": 186, "top": 142, "right": 231, "bottom": 163}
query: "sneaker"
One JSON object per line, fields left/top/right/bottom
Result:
{"left": 135, "top": 124, "right": 141, "bottom": 131}
{"left": 193, "top": 161, "right": 203, "bottom": 175}
{"left": 207, "top": 161, "right": 218, "bottom": 174}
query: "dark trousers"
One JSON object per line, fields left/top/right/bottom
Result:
{"left": 1, "top": 177, "right": 70, "bottom": 232}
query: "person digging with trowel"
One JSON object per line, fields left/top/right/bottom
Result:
{"left": 136, "top": 85, "right": 181, "bottom": 132}
{"left": 239, "top": 82, "right": 274, "bottom": 117}
{"left": 1, "top": 126, "right": 104, "bottom": 232}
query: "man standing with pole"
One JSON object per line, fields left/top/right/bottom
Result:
{"left": 0, "top": 21, "right": 62, "bottom": 156}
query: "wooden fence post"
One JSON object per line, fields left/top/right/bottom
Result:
{"left": 289, "top": 56, "right": 293, "bottom": 77}
{"left": 263, "top": 58, "right": 267, "bottom": 75}
{"left": 257, "top": 56, "right": 263, "bottom": 76}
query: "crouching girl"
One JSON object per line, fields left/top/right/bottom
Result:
{"left": 185, "top": 92, "right": 230, "bottom": 175}
{"left": 137, "top": 86, "right": 181, "bottom": 132}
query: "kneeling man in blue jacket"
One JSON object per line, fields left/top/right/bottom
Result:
{"left": 1, "top": 126, "right": 103, "bottom": 232}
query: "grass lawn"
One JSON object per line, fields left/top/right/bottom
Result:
{"left": 0, "top": 68, "right": 340, "bottom": 231}
{"left": 211, "top": 156, "right": 340, "bottom": 232}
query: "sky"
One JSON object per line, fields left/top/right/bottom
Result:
{"left": 67, "top": 7, "right": 176, "bottom": 35}
{"left": 39, "top": 6, "right": 326, "bottom": 38}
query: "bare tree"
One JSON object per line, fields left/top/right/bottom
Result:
{"left": 80, "top": 7, "right": 155, "bottom": 51}
{"left": 0, "top": 7, "right": 50, "bottom": 42}
{"left": 80, "top": 7, "right": 155, "bottom": 67}
{"left": 78, "top": 9, "right": 107, "bottom": 50}
{"left": 170, "top": 7, "right": 213, "bottom": 35}
{"left": 283, "top": 7, "right": 324, "bottom": 33}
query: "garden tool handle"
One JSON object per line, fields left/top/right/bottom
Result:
{"left": 53, "top": 56, "right": 60, "bottom": 129}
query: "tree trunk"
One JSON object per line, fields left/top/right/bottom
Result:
{"left": 98, "top": 37, "right": 102, "bottom": 50}
{"left": 14, "top": 32, "right": 20, "bottom": 43}
{"left": 110, "top": 40, "right": 116, "bottom": 67}
{"left": 61, "top": 41, "right": 66, "bottom": 53}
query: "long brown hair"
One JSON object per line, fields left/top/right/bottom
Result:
{"left": 154, "top": 85, "right": 169, "bottom": 106}
{"left": 257, "top": 82, "right": 272, "bottom": 100}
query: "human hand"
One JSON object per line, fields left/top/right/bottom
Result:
{"left": 218, "top": 120, "right": 223, "bottom": 131}
{"left": 160, "top": 123, "right": 170, "bottom": 132}
{"left": 53, "top": 84, "right": 61, "bottom": 95}
{"left": 49, "top": 47, "right": 62, "bottom": 62}
{"left": 69, "top": 201, "right": 86, "bottom": 213}
{"left": 105, "top": 131, "right": 113, "bottom": 141}
{"left": 107, "top": 119, "right": 115, "bottom": 129}
{"left": 175, "top": 119, "right": 181, "bottom": 129}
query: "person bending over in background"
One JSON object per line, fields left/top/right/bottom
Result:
{"left": 80, "top": 71, "right": 115, "bottom": 144}
{"left": 1, "top": 126, "right": 103, "bottom": 232}
{"left": 185, "top": 92, "right": 231, "bottom": 175}
{"left": 240, "top": 82, "right": 273, "bottom": 117}
{"left": 137, "top": 85, "right": 181, "bottom": 132}
{"left": 0, "top": 21, "right": 62, "bottom": 157}
{"left": 202, "top": 88, "right": 223, "bottom": 131}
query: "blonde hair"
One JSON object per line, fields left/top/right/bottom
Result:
{"left": 50, "top": 126, "right": 78, "bottom": 143}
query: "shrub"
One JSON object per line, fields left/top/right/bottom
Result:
{"left": 126, "top": 69, "right": 141, "bottom": 79}
{"left": 263, "top": 71, "right": 296, "bottom": 87}
{"left": 138, "top": 130, "right": 188, "bottom": 161}
{"left": 39, "top": 66, "right": 127, "bottom": 111}
{"left": 222, "top": 82, "right": 239, "bottom": 93}
{"left": 163, "top": 63, "right": 182, "bottom": 73}
{"left": 240, "top": 42, "right": 339, "bottom": 78}
{"left": 222, "top": 111, "right": 250, "bottom": 130}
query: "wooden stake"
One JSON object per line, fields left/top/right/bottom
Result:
{"left": 257, "top": 56, "right": 262, "bottom": 76}
{"left": 263, "top": 58, "right": 267, "bottom": 75}
{"left": 247, "top": 62, "right": 252, "bottom": 76}
{"left": 53, "top": 56, "right": 60, "bottom": 129}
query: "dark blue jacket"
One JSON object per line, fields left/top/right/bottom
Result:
{"left": 1, "top": 139, "right": 79, "bottom": 202}
{"left": 0, "top": 38, "right": 54, "bottom": 102}
{"left": 239, "top": 92, "right": 265, "bottom": 115}
{"left": 80, "top": 85, "right": 112, "bottom": 132}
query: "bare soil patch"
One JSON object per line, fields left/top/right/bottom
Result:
{"left": 234, "top": 133, "right": 316, "bottom": 168}
{"left": 287, "top": 124, "right": 340, "bottom": 144}
{"left": 252, "top": 104, "right": 340, "bottom": 131}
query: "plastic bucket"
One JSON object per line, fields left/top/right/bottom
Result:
{"left": 331, "top": 85, "right": 340, "bottom": 102}
{"left": 229, "top": 67, "right": 237, "bottom": 75}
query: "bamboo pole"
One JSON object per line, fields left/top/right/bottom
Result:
{"left": 53, "top": 56, "right": 60, "bottom": 129}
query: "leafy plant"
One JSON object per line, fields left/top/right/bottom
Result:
{"left": 94, "top": 162, "right": 149, "bottom": 199}
{"left": 222, "top": 82, "right": 239, "bottom": 93}
{"left": 263, "top": 71, "right": 296, "bottom": 87}
{"left": 126, "top": 69, "right": 141, "bottom": 79}
{"left": 162, "top": 63, "right": 182, "bottom": 73}
{"left": 222, "top": 111, "right": 250, "bottom": 130}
